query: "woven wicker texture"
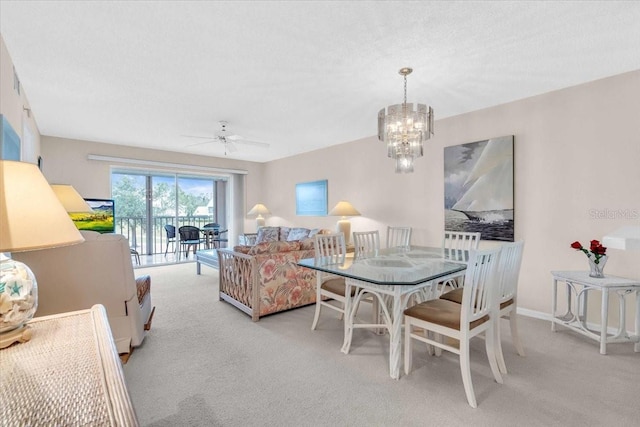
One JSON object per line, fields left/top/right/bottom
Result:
{"left": 0, "top": 311, "right": 114, "bottom": 426}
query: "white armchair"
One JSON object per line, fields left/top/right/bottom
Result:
{"left": 13, "top": 231, "right": 154, "bottom": 354}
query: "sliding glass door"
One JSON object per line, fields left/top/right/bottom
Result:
{"left": 112, "top": 170, "right": 226, "bottom": 263}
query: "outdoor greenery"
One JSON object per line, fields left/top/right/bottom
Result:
{"left": 112, "top": 175, "right": 211, "bottom": 218}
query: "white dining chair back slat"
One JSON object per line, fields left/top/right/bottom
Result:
{"left": 353, "top": 230, "right": 380, "bottom": 260}
{"left": 442, "top": 231, "right": 481, "bottom": 263}
{"left": 386, "top": 226, "right": 412, "bottom": 249}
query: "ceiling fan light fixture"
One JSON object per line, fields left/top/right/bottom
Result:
{"left": 182, "top": 120, "right": 270, "bottom": 155}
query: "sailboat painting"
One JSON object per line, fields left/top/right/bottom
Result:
{"left": 444, "top": 135, "right": 514, "bottom": 241}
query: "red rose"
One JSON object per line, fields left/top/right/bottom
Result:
{"left": 589, "top": 240, "right": 601, "bottom": 251}
{"left": 570, "top": 241, "right": 583, "bottom": 249}
{"left": 592, "top": 245, "right": 607, "bottom": 255}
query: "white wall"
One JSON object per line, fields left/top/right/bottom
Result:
{"left": 0, "top": 34, "right": 41, "bottom": 163}
{"left": 39, "top": 136, "right": 265, "bottom": 236}
{"left": 34, "top": 70, "right": 640, "bottom": 332}
{"left": 263, "top": 70, "right": 640, "bottom": 328}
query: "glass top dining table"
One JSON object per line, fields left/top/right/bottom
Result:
{"left": 298, "top": 246, "right": 467, "bottom": 379}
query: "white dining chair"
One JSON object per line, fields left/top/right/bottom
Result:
{"left": 439, "top": 231, "right": 481, "bottom": 294}
{"left": 311, "top": 233, "right": 354, "bottom": 330}
{"left": 350, "top": 230, "right": 386, "bottom": 333}
{"left": 353, "top": 230, "right": 380, "bottom": 259}
{"left": 386, "top": 226, "right": 412, "bottom": 249}
{"left": 494, "top": 240, "right": 526, "bottom": 373}
{"left": 439, "top": 240, "right": 526, "bottom": 374}
{"left": 404, "top": 247, "right": 503, "bottom": 408}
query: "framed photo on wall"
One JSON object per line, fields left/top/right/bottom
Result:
{"left": 296, "top": 179, "right": 328, "bottom": 216}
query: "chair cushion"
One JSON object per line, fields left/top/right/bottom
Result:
{"left": 404, "top": 299, "right": 489, "bottom": 330}
{"left": 440, "top": 288, "right": 463, "bottom": 304}
{"left": 500, "top": 298, "right": 514, "bottom": 310}
{"left": 321, "top": 277, "right": 357, "bottom": 297}
{"left": 135, "top": 275, "right": 151, "bottom": 305}
{"left": 441, "top": 288, "right": 514, "bottom": 310}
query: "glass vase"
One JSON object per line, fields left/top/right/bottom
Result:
{"left": 588, "top": 255, "right": 607, "bottom": 278}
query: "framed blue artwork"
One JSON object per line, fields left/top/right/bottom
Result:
{"left": 1, "top": 115, "right": 21, "bottom": 160}
{"left": 296, "top": 179, "right": 328, "bottom": 216}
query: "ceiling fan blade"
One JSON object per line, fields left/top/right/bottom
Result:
{"left": 182, "top": 134, "right": 216, "bottom": 140}
{"left": 233, "top": 139, "right": 270, "bottom": 149}
{"left": 185, "top": 140, "right": 216, "bottom": 147}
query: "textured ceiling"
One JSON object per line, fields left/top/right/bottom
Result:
{"left": 1, "top": 1, "right": 639, "bottom": 162}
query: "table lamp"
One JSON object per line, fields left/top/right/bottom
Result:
{"left": 247, "top": 203, "right": 270, "bottom": 228}
{"left": 0, "top": 160, "right": 85, "bottom": 349}
{"left": 329, "top": 201, "right": 361, "bottom": 245}
{"left": 51, "top": 184, "right": 94, "bottom": 213}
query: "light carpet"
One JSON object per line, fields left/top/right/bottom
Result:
{"left": 123, "top": 263, "right": 640, "bottom": 426}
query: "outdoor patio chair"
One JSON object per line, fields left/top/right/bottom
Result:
{"left": 164, "top": 224, "right": 176, "bottom": 256}
{"left": 178, "top": 225, "right": 202, "bottom": 257}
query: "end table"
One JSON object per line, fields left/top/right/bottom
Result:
{"left": 550, "top": 271, "right": 640, "bottom": 354}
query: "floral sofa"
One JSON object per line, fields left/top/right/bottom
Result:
{"left": 217, "top": 226, "right": 329, "bottom": 321}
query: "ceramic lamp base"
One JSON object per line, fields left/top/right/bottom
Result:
{"left": 0, "top": 258, "right": 38, "bottom": 338}
{"left": 256, "top": 216, "right": 265, "bottom": 228}
{"left": 336, "top": 219, "right": 352, "bottom": 245}
{"left": 0, "top": 324, "right": 32, "bottom": 349}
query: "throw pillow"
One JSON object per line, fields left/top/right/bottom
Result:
{"left": 256, "top": 227, "right": 280, "bottom": 243}
{"left": 287, "top": 227, "right": 311, "bottom": 241}
{"left": 279, "top": 227, "right": 291, "bottom": 241}
{"left": 308, "top": 228, "right": 323, "bottom": 237}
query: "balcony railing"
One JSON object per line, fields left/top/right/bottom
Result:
{"left": 116, "top": 215, "right": 217, "bottom": 255}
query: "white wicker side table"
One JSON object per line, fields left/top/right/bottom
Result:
{"left": 0, "top": 305, "right": 139, "bottom": 426}
{"left": 551, "top": 271, "right": 640, "bottom": 354}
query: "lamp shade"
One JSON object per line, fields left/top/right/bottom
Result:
{"left": 0, "top": 160, "right": 84, "bottom": 252}
{"left": 328, "top": 201, "right": 361, "bottom": 217}
{"left": 247, "top": 203, "right": 270, "bottom": 228}
{"left": 247, "top": 203, "right": 271, "bottom": 216}
{"left": 602, "top": 226, "right": 640, "bottom": 250}
{"left": 51, "top": 184, "right": 94, "bottom": 213}
{"left": 328, "top": 201, "right": 360, "bottom": 245}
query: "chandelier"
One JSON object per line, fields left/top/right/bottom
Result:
{"left": 378, "top": 67, "right": 434, "bottom": 173}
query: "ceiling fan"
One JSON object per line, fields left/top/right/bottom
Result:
{"left": 183, "top": 121, "right": 270, "bottom": 155}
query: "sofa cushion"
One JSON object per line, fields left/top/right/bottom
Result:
{"left": 299, "top": 237, "right": 315, "bottom": 250}
{"left": 135, "top": 275, "right": 151, "bottom": 305}
{"left": 238, "top": 233, "right": 258, "bottom": 246}
{"left": 309, "top": 228, "right": 323, "bottom": 237}
{"left": 249, "top": 240, "right": 302, "bottom": 255}
{"left": 256, "top": 227, "right": 280, "bottom": 243}
{"left": 279, "top": 227, "right": 290, "bottom": 241}
{"left": 287, "top": 227, "right": 311, "bottom": 241}
{"left": 233, "top": 245, "right": 252, "bottom": 254}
